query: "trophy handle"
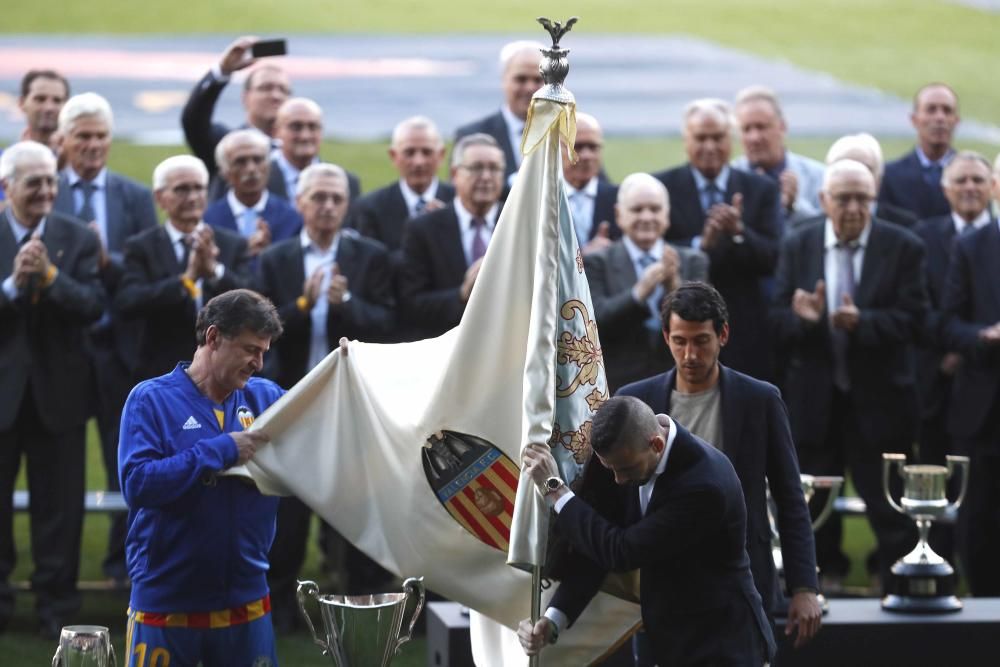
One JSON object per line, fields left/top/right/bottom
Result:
{"left": 109, "top": 643, "right": 117, "bottom": 667}
{"left": 395, "top": 577, "right": 426, "bottom": 654}
{"left": 296, "top": 580, "right": 331, "bottom": 655}
{"left": 882, "top": 453, "right": 906, "bottom": 514}
{"left": 809, "top": 476, "right": 843, "bottom": 532}
{"left": 946, "top": 455, "right": 971, "bottom": 511}
{"left": 51, "top": 646, "right": 62, "bottom": 667}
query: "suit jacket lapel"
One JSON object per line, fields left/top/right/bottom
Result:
{"left": 608, "top": 242, "right": 638, "bottom": 292}
{"left": 983, "top": 223, "right": 1000, "bottom": 315}
{"left": 441, "top": 208, "right": 469, "bottom": 275}
{"left": 855, "top": 222, "right": 887, "bottom": 307}
{"left": 105, "top": 174, "right": 127, "bottom": 252}
{"left": 717, "top": 366, "right": 743, "bottom": 458}
{"left": 268, "top": 161, "right": 288, "bottom": 199}
{"left": 0, "top": 217, "right": 16, "bottom": 282}
{"left": 155, "top": 226, "right": 181, "bottom": 275}
{"left": 55, "top": 174, "right": 75, "bottom": 216}
{"left": 804, "top": 224, "right": 825, "bottom": 291}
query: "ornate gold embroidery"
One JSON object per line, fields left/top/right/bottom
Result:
{"left": 556, "top": 299, "right": 606, "bottom": 398}
{"left": 549, "top": 420, "right": 593, "bottom": 463}
{"left": 575, "top": 247, "right": 584, "bottom": 273}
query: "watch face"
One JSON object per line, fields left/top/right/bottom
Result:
{"left": 546, "top": 477, "right": 561, "bottom": 490}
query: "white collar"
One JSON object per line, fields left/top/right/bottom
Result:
{"left": 500, "top": 104, "right": 525, "bottom": 132}
{"left": 823, "top": 218, "right": 871, "bottom": 250}
{"left": 453, "top": 197, "right": 499, "bottom": 232}
{"left": 300, "top": 227, "right": 339, "bottom": 255}
{"left": 691, "top": 165, "right": 730, "bottom": 193}
{"left": 65, "top": 166, "right": 108, "bottom": 189}
{"left": 564, "top": 175, "right": 599, "bottom": 198}
{"left": 165, "top": 220, "right": 197, "bottom": 244}
{"left": 6, "top": 209, "right": 46, "bottom": 243}
{"left": 622, "top": 235, "right": 664, "bottom": 264}
{"left": 641, "top": 415, "right": 677, "bottom": 491}
{"left": 399, "top": 177, "right": 439, "bottom": 209}
{"left": 951, "top": 209, "right": 992, "bottom": 234}
{"left": 227, "top": 189, "right": 269, "bottom": 217}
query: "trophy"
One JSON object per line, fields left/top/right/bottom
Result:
{"left": 297, "top": 577, "right": 425, "bottom": 666}
{"left": 881, "top": 453, "right": 968, "bottom": 613}
{"left": 51, "top": 625, "right": 116, "bottom": 667}
{"left": 770, "top": 474, "right": 843, "bottom": 616}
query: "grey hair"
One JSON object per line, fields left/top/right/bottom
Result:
{"left": 617, "top": 172, "right": 670, "bottom": 211}
{"left": 390, "top": 115, "right": 443, "bottom": 148}
{"left": 683, "top": 98, "right": 732, "bottom": 132}
{"left": 450, "top": 132, "right": 503, "bottom": 170}
{"left": 58, "top": 92, "right": 114, "bottom": 135}
{"left": 734, "top": 85, "right": 784, "bottom": 121}
{"left": 822, "top": 158, "right": 875, "bottom": 192}
{"left": 296, "top": 162, "right": 348, "bottom": 198}
{"left": 152, "top": 155, "right": 209, "bottom": 191}
{"left": 498, "top": 40, "right": 545, "bottom": 73}
{"left": 825, "top": 133, "right": 884, "bottom": 183}
{"left": 940, "top": 150, "right": 991, "bottom": 186}
{"left": 215, "top": 128, "right": 271, "bottom": 173}
{"left": 0, "top": 141, "right": 57, "bottom": 182}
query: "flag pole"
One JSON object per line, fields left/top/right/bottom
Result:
{"left": 530, "top": 563, "right": 543, "bottom": 667}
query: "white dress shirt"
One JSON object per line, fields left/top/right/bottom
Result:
{"left": 500, "top": 105, "right": 524, "bottom": 170}
{"left": 951, "top": 209, "right": 992, "bottom": 236}
{"left": 823, "top": 218, "right": 870, "bottom": 316}
{"left": 564, "top": 175, "right": 599, "bottom": 246}
{"left": 65, "top": 166, "right": 108, "bottom": 243}
{"left": 227, "top": 190, "right": 269, "bottom": 238}
{"left": 453, "top": 199, "right": 498, "bottom": 266}
{"left": 301, "top": 229, "right": 341, "bottom": 371}
{"left": 399, "top": 177, "right": 441, "bottom": 218}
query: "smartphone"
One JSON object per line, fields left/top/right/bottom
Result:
{"left": 251, "top": 39, "right": 287, "bottom": 58}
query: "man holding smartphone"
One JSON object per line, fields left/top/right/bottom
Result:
{"left": 181, "top": 36, "right": 290, "bottom": 183}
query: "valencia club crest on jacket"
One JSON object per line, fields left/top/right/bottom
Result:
{"left": 422, "top": 431, "right": 519, "bottom": 552}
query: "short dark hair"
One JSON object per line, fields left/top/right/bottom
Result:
{"left": 660, "top": 281, "right": 729, "bottom": 335}
{"left": 20, "top": 70, "right": 69, "bottom": 99}
{"left": 591, "top": 396, "right": 658, "bottom": 456}
{"left": 912, "top": 82, "right": 958, "bottom": 112}
{"left": 243, "top": 64, "right": 286, "bottom": 93}
{"left": 195, "top": 289, "right": 283, "bottom": 346}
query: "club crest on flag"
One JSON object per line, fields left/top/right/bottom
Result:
{"left": 237, "top": 406, "right": 255, "bottom": 430}
{"left": 422, "top": 430, "right": 519, "bottom": 552}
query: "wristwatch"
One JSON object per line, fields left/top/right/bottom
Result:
{"left": 543, "top": 476, "right": 565, "bottom": 495}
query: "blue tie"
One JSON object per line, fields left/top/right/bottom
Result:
{"left": 923, "top": 163, "right": 943, "bottom": 188}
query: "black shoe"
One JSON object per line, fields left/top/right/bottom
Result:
{"left": 38, "top": 617, "right": 64, "bottom": 641}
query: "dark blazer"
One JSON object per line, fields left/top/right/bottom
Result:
{"left": 941, "top": 221, "right": 1000, "bottom": 439}
{"left": 114, "top": 224, "right": 252, "bottom": 382}
{"left": 771, "top": 218, "right": 927, "bottom": 449}
{"left": 653, "top": 165, "right": 780, "bottom": 379}
{"left": 618, "top": 365, "right": 818, "bottom": 617}
{"left": 550, "top": 421, "right": 775, "bottom": 666}
{"left": 398, "top": 205, "right": 475, "bottom": 339}
{"left": 573, "top": 180, "right": 621, "bottom": 243}
{"left": 53, "top": 170, "right": 158, "bottom": 369}
{"left": 0, "top": 211, "right": 104, "bottom": 432}
{"left": 203, "top": 193, "right": 303, "bottom": 244}
{"left": 454, "top": 111, "right": 518, "bottom": 180}
{"left": 350, "top": 180, "right": 456, "bottom": 253}
{"left": 257, "top": 231, "right": 395, "bottom": 389}
{"left": 181, "top": 71, "right": 235, "bottom": 178}
{"left": 878, "top": 149, "right": 951, "bottom": 223}
{"left": 584, "top": 240, "right": 708, "bottom": 391}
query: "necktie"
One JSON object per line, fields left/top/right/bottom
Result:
{"left": 961, "top": 222, "right": 976, "bottom": 237}
{"left": 241, "top": 208, "right": 258, "bottom": 237}
{"left": 470, "top": 217, "right": 488, "bottom": 263}
{"left": 413, "top": 197, "right": 427, "bottom": 217}
{"left": 178, "top": 235, "right": 192, "bottom": 271}
{"left": 76, "top": 180, "right": 96, "bottom": 223}
{"left": 832, "top": 243, "right": 858, "bottom": 391}
{"left": 705, "top": 182, "right": 723, "bottom": 210}
{"left": 638, "top": 254, "right": 662, "bottom": 332}
{"left": 923, "top": 163, "right": 943, "bottom": 188}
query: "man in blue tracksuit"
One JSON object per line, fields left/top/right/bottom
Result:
{"left": 118, "top": 289, "right": 285, "bottom": 667}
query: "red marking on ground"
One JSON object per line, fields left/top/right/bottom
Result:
{"left": 0, "top": 48, "right": 475, "bottom": 81}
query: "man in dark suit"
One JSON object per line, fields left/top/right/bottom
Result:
{"left": 619, "top": 282, "right": 819, "bottom": 647}
{"left": 654, "top": 98, "right": 781, "bottom": 381}
{"left": 585, "top": 173, "right": 708, "bottom": 391}
{"left": 181, "top": 36, "right": 290, "bottom": 180}
{"left": 563, "top": 112, "right": 620, "bottom": 254}
{"left": 454, "top": 40, "right": 543, "bottom": 183}
{"left": 53, "top": 92, "right": 158, "bottom": 583}
{"left": 115, "top": 156, "right": 252, "bottom": 384}
{"left": 879, "top": 83, "right": 960, "bottom": 223}
{"left": 399, "top": 133, "right": 505, "bottom": 340}
{"left": 771, "top": 159, "right": 927, "bottom": 590}
{"left": 0, "top": 141, "right": 104, "bottom": 637}
{"left": 518, "top": 397, "right": 775, "bottom": 666}
{"left": 203, "top": 128, "right": 301, "bottom": 258}
{"left": 941, "top": 155, "right": 1000, "bottom": 595}
{"left": 258, "top": 162, "right": 395, "bottom": 630}
{"left": 350, "top": 115, "right": 454, "bottom": 255}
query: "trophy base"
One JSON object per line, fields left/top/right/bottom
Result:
{"left": 881, "top": 559, "right": 962, "bottom": 614}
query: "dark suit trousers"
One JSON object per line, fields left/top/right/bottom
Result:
{"left": 0, "top": 385, "right": 84, "bottom": 623}
{"left": 954, "top": 407, "right": 1000, "bottom": 596}
{"left": 797, "top": 390, "right": 916, "bottom": 587}
{"left": 88, "top": 330, "right": 131, "bottom": 579}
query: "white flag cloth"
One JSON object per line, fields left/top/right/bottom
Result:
{"left": 246, "top": 100, "right": 640, "bottom": 664}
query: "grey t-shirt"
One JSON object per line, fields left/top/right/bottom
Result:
{"left": 670, "top": 384, "right": 724, "bottom": 452}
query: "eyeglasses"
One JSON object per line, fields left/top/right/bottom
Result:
{"left": 458, "top": 163, "right": 504, "bottom": 176}
{"left": 307, "top": 192, "right": 346, "bottom": 205}
{"left": 285, "top": 121, "right": 321, "bottom": 133}
{"left": 251, "top": 83, "right": 291, "bottom": 95}
{"left": 829, "top": 193, "right": 874, "bottom": 207}
{"left": 574, "top": 142, "right": 602, "bottom": 152}
{"left": 168, "top": 183, "right": 207, "bottom": 197}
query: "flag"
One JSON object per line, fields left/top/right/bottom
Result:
{"left": 246, "top": 98, "right": 640, "bottom": 664}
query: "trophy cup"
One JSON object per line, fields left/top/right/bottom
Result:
{"left": 297, "top": 577, "right": 425, "bottom": 666}
{"left": 770, "top": 474, "right": 843, "bottom": 616}
{"left": 881, "top": 453, "right": 969, "bottom": 613}
{"left": 51, "top": 625, "right": 116, "bottom": 667}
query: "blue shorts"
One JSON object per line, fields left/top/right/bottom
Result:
{"left": 124, "top": 598, "right": 278, "bottom": 667}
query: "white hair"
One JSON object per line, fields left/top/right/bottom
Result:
{"left": 941, "top": 150, "right": 991, "bottom": 186}
{"left": 58, "top": 92, "right": 114, "bottom": 135}
{"left": 825, "top": 133, "right": 884, "bottom": 182}
{"left": 683, "top": 98, "right": 732, "bottom": 132}
{"left": 617, "top": 172, "right": 670, "bottom": 211}
{"left": 0, "top": 141, "right": 57, "bottom": 182}
{"left": 296, "top": 162, "right": 348, "bottom": 198}
{"left": 390, "top": 115, "right": 443, "bottom": 148}
{"left": 733, "top": 85, "right": 784, "bottom": 121}
{"left": 215, "top": 128, "right": 271, "bottom": 173}
{"left": 152, "top": 155, "right": 209, "bottom": 191}
{"left": 822, "top": 159, "right": 875, "bottom": 192}
{"left": 498, "top": 40, "right": 544, "bottom": 72}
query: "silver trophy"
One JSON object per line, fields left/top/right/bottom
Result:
{"left": 51, "top": 625, "right": 116, "bottom": 667}
{"left": 297, "top": 577, "right": 425, "bottom": 666}
{"left": 882, "top": 453, "right": 969, "bottom": 613}
{"left": 769, "top": 474, "right": 843, "bottom": 616}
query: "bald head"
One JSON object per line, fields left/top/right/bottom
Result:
{"left": 563, "top": 112, "right": 605, "bottom": 188}
{"left": 500, "top": 41, "right": 544, "bottom": 120}
{"left": 826, "top": 133, "right": 884, "bottom": 185}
